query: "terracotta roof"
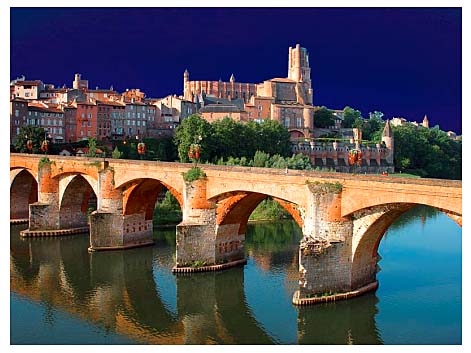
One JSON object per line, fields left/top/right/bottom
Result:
{"left": 28, "top": 103, "right": 64, "bottom": 113}
{"left": 16, "top": 80, "right": 43, "bottom": 86}
{"left": 97, "top": 99, "right": 125, "bottom": 107}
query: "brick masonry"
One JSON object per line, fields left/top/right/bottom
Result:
{"left": 10, "top": 154, "right": 462, "bottom": 302}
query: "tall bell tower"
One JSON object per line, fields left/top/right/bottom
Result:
{"left": 288, "top": 44, "right": 313, "bottom": 104}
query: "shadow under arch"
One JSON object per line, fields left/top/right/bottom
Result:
{"left": 121, "top": 178, "right": 183, "bottom": 220}
{"left": 10, "top": 169, "right": 38, "bottom": 220}
{"left": 59, "top": 174, "right": 97, "bottom": 229}
{"left": 213, "top": 191, "right": 303, "bottom": 235}
{"left": 351, "top": 203, "right": 461, "bottom": 289}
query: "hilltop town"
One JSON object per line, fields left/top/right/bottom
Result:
{"left": 10, "top": 44, "right": 459, "bottom": 174}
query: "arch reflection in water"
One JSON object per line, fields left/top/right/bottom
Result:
{"left": 10, "top": 205, "right": 461, "bottom": 344}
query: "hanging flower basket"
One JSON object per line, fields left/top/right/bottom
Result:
{"left": 348, "top": 149, "right": 362, "bottom": 166}
{"left": 40, "top": 140, "right": 49, "bottom": 153}
{"left": 188, "top": 144, "right": 201, "bottom": 161}
{"left": 26, "top": 139, "right": 33, "bottom": 151}
{"left": 137, "top": 142, "right": 146, "bottom": 155}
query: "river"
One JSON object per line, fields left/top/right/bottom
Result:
{"left": 10, "top": 206, "right": 461, "bottom": 344}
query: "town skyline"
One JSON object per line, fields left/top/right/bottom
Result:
{"left": 10, "top": 7, "right": 462, "bottom": 133}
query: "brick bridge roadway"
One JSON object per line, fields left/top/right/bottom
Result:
{"left": 10, "top": 153, "right": 462, "bottom": 304}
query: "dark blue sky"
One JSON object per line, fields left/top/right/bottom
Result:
{"left": 10, "top": 7, "right": 462, "bottom": 133}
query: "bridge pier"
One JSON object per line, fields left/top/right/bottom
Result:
{"left": 89, "top": 168, "right": 154, "bottom": 251}
{"left": 294, "top": 185, "right": 363, "bottom": 304}
{"left": 173, "top": 178, "right": 246, "bottom": 272}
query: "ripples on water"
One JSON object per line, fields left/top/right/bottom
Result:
{"left": 10, "top": 206, "right": 461, "bottom": 344}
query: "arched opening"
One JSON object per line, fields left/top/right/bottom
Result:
{"left": 60, "top": 175, "right": 97, "bottom": 229}
{"left": 213, "top": 191, "right": 303, "bottom": 342}
{"left": 213, "top": 191, "right": 303, "bottom": 267}
{"left": 364, "top": 204, "right": 462, "bottom": 344}
{"left": 10, "top": 169, "right": 38, "bottom": 220}
{"left": 122, "top": 178, "right": 183, "bottom": 244}
{"left": 351, "top": 203, "right": 462, "bottom": 289}
{"left": 123, "top": 178, "right": 182, "bottom": 222}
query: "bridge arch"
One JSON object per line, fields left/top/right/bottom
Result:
{"left": 10, "top": 169, "right": 38, "bottom": 220}
{"left": 121, "top": 178, "right": 183, "bottom": 220}
{"left": 213, "top": 191, "right": 303, "bottom": 234}
{"left": 350, "top": 202, "right": 462, "bottom": 289}
{"left": 59, "top": 174, "right": 97, "bottom": 229}
{"left": 209, "top": 190, "right": 303, "bottom": 264}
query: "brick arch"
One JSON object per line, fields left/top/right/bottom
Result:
{"left": 122, "top": 178, "right": 183, "bottom": 221}
{"left": 10, "top": 169, "right": 38, "bottom": 220}
{"left": 56, "top": 172, "right": 99, "bottom": 202}
{"left": 215, "top": 191, "right": 303, "bottom": 236}
{"left": 59, "top": 174, "right": 97, "bottom": 229}
{"left": 350, "top": 203, "right": 461, "bottom": 289}
{"left": 341, "top": 184, "right": 462, "bottom": 219}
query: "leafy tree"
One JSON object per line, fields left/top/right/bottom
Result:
{"left": 173, "top": 115, "right": 214, "bottom": 162}
{"left": 313, "top": 106, "right": 335, "bottom": 128}
{"left": 392, "top": 123, "right": 461, "bottom": 179}
{"left": 14, "top": 126, "right": 47, "bottom": 154}
{"left": 253, "top": 150, "right": 270, "bottom": 167}
{"left": 111, "top": 146, "right": 122, "bottom": 159}
{"left": 86, "top": 138, "right": 98, "bottom": 157}
{"left": 341, "top": 106, "right": 363, "bottom": 128}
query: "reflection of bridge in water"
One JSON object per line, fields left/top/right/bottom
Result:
{"left": 10, "top": 224, "right": 383, "bottom": 344}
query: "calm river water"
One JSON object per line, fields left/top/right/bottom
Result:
{"left": 10, "top": 206, "right": 461, "bottom": 344}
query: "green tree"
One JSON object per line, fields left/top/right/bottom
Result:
{"left": 253, "top": 150, "right": 270, "bottom": 167}
{"left": 314, "top": 106, "right": 335, "bottom": 128}
{"left": 173, "top": 115, "right": 214, "bottom": 162}
{"left": 14, "top": 126, "right": 47, "bottom": 154}
{"left": 86, "top": 138, "right": 98, "bottom": 157}
{"left": 341, "top": 106, "right": 363, "bottom": 128}
{"left": 392, "top": 123, "right": 461, "bottom": 179}
{"left": 111, "top": 146, "right": 122, "bottom": 159}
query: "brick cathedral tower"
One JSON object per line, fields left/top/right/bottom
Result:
{"left": 288, "top": 44, "right": 313, "bottom": 105}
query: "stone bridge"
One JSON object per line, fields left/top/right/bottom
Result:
{"left": 10, "top": 153, "right": 462, "bottom": 304}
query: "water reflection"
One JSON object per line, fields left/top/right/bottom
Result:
{"left": 10, "top": 205, "right": 461, "bottom": 344}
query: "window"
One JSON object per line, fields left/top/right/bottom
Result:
{"left": 132, "top": 120, "right": 135, "bottom": 126}
{"left": 284, "top": 117, "right": 290, "bottom": 128}
{"left": 297, "top": 117, "right": 302, "bottom": 128}
{"left": 130, "top": 105, "right": 134, "bottom": 110}
{"left": 88, "top": 113, "right": 92, "bottom": 119}
{"left": 25, "top": 92, "right": 30, "bottom": 97}
{"left": 137, "top": 113, "right": 140, "bottom": 119}
{"left": 143, "top": 121, "right": 146, "bottom": 126}
{"left": 143, "top": 113, "right": 146, "bottom": 119}
{"left": 90, "top": 93, "right": 94, "bottom": 98}
{"left": 15, "top": 110, "right": 19, "bottom": 117}
{"left": 81, "top": 113, "right": 85, "bottom": 118}
{"left": 137, "top": 121, "right": 140, "bottom": 126}
{"left": 80, "top": 130, "right": 83, "bottom": 136}
{"left": 87, "top": 131, "right": 91, "bottom": 137}
{"left": 16, "top": 127, "right": 20, "bottom": 135}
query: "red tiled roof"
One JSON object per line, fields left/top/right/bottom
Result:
{"left": 16, "top": 80, "right": 43, "bottom": 86}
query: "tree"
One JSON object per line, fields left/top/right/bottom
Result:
{"left": 174, "top": 115, "right": 215, "bottom": 162}
{"left": 14, "top": 126, "right": 47, "bottom": 154}
{"left": 392, "top": 123, "right": 461, "bottom": 179}
{"left": 341, "top": 106, "right": 363, "bottom": 128}
{"left": 313, "top": 106, "right": 335, "bottom": 128}
{"left": 111, "top": 146, "right": 122, "bottom": 159}
{"left": 86, "top": 138, "right": 98, "bottom": 157}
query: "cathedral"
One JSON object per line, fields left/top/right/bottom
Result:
{"left": 183, "top": 44, "right": 394, "bottom": 173}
